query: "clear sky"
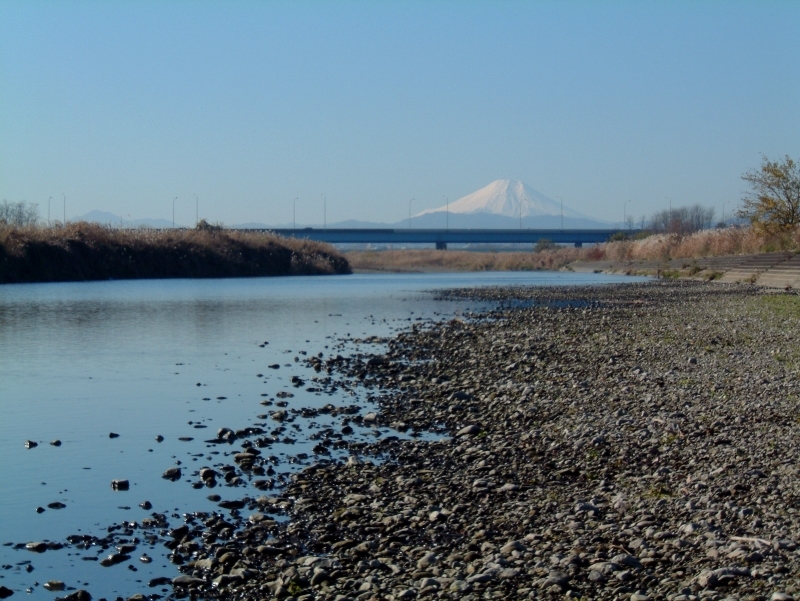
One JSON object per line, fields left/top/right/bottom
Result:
{"left": 1, "top": 1, "right": 798, "bottom": 226}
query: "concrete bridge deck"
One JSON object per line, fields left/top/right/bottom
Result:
{"left": 243, "top": 228, "right": 635, "bottom": 249}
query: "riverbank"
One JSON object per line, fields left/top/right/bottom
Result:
{"left": 346, "top": 226, "right": 800, "bottom": 284}
{"left": 0, "top": 223, "right": 350, "bottom": 283}
{"left": 151, "top": 280, "right": 800, "bottom": 601}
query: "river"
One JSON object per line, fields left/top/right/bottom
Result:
{"left": 0, "top": 271, "right": 645, "bottom": 599}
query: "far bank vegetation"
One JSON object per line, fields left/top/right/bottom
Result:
{"left": 0, "top": 218, "right": 350, "bottom": 284}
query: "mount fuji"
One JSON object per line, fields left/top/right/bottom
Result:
{"left": 405, "top": 180, "right": 606, "bottom": 229}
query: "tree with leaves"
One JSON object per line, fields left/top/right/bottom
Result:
{"left": 739, "top": 155, "right": 800, "bottom": 229}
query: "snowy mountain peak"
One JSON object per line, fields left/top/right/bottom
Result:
{"left": 416, "top": 180, "right": 585, "bottom": 219}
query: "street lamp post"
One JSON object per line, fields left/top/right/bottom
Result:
{"left": 408, "top": 198, "right": 414, "bottom": 229}
{"left": 624, "top": 200, "right": 631, "bottom": 229}
{"left": 173, "top": 197, "right": 178, "bottom": 229}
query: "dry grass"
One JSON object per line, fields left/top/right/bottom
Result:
{"left": 0, "top": 222, "right": 350, "bottom": 284}
{"left": 602, "top": 226, "right": 800, "bottom": 262}
{"left": 347, "top": 226, "right": 800, "bottom": 273}
{"left": 346, "top": 247, "right": 584, "bottom": 273}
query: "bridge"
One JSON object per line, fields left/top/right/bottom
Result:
{"left": 240, "top": 228, "right": 635, "bottom": 249}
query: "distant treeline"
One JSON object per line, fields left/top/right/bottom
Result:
{"left": 0, "top": 222, "right": 350, "bottom": 284}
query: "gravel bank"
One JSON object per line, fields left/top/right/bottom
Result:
{"left": 103, "top": 281, "right": 800, "bottom": 601}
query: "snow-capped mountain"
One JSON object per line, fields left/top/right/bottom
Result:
{"left": 415, "top": 180, "right": 587, "bottom": 219}
{"left": 403, "top": 180, "right": 605, "bottom": 229}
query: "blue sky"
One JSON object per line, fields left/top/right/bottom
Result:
{"left": 1, "top": 1, "right": 798, "bottom": 225}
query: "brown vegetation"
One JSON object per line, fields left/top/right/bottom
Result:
{"left": 346, "top": 247, "right": 584, "bottom": 272}
{"left": 347, "top": 225, "right": 800, "bottom": 273}
{"left": 0, "top": 222, "right": 350, "bottom": 284}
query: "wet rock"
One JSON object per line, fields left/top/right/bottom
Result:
{"left": 43, "top": 582, "right": 65, "bottom": 591}
{"left": 47, "top": 502, "right": 66, "bottom": 510}
{"left": 24, "top": 440, "right": 37, "bottom": 449}
{"left": 162, "top": 467, "right": 182, "bottom": 481}
{"left": 109, "top": 432, "right": 120, "bottom": 438}
{"left": 54, "top": 591, "right": 91, "bottom": 601}
{"left": 111, "top": 479, "right": 129, "bottom": 491}
{"left": 0, "top": 586, "right": 12, "bottom": 599}
{"left": 25, "top": 542, "right": 46, "bottom": 553}
{"left": 50, "top": 440, "right": 61, "bottom": 446}
{"left": 139, "top": 500, "right": 152, "bottom": 509}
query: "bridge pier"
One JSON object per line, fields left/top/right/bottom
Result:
{"left": 435, "top": 242, "right": 448, "bottom": 250}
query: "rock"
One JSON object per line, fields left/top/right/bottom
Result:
{"left": 0, "top": 586, "right": 12, "bottom": 599}
{"left": 99, "top": 552, "right": 130, "bottom": 567}
{"left": 25, "top": 542, "right": 47, "bottom": 553}
{"left": 611, "top": 554, "right": 642, "bottom": 569}
{"left": 456, "top": 425, "right": 481, "bottom": 436}
{"left": 162, "top": 467, "right": 181, "bottom": 481}
{"left": 47, "top": 502, "right": 66, "bottom": 509}
{"left": 155, "top": 435, "right": 164, "bottom": 442}
{"left": 139, "top": 500, "right": 152, "bottom": 509}
{"left": 770, "top": 595, "right": 794, "bottom": 601}
{"left": 172, "top": 575, "right": 205, "bottom": 587}
{"left": 109, "top": 432, "right": 120, "bottom": 438}
{"left": 43, "top": 582, "right": 65, "bottom": 591}
{"left": 50, "top": 440, "right": 61, "bottom": 446}
{"left": 55, "top": 591, "right": 91, "bottom": 601}
{"left": 111, "top": 479, "right": 129, "bottom": 490}
{"left": 24, "top": 440, "right": 37, "bottom": 449}
{"left": 416, "top": 552, "right": 437, "bottom": 569}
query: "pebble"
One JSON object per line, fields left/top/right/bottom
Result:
{"left": 36, "top": 282, "right": 800, "bottom": 601}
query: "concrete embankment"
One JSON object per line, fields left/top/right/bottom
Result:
{"left": 569, "top": 251, "right": 800, "bottom": 288}
{"left": 151, "top": 281, "right": 800, "bottom": 601}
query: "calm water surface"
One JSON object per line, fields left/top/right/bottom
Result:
{"left": 0, "top": 271, "right": 645, "bottom": 599}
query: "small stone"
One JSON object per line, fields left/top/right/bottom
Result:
{"left": 139, "top": 500, "right": 152, "bottom": 509}
{"left": 457, "top": 425, "right": 481, "bottom": 436}
{"left": 111, "top": 479, "right": 129, "bottom": 491}
{"left": 25, "top": 542, "right": 47, "bottom": 553}
{"left": 54, "top": 591, "right": 91, "bottom": 601}
{"left": 0, "top": 586, "right": 12, "bottom": 599}
{"left": 24, "top": 440, "right": 38, "bottom": 449}
{"left": 43, "top": 582, "right": 65, "bottom": 592}
{"left": 50, "top": 440, "right": 62, "bottom": 446}
{"left": 770, "top": 594, "right": 794, "bottom": 601}
{"left": 109, "top": 432, "right": 120, "bottom": 438}
{"left": 162, "top": 467, "right": 181, "bottom": 481}
{"left": 631, "top": 593, "right": 650, "bottom": 601}
{"left": 155, "top": 435, "right": 164, "bottom": 442}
